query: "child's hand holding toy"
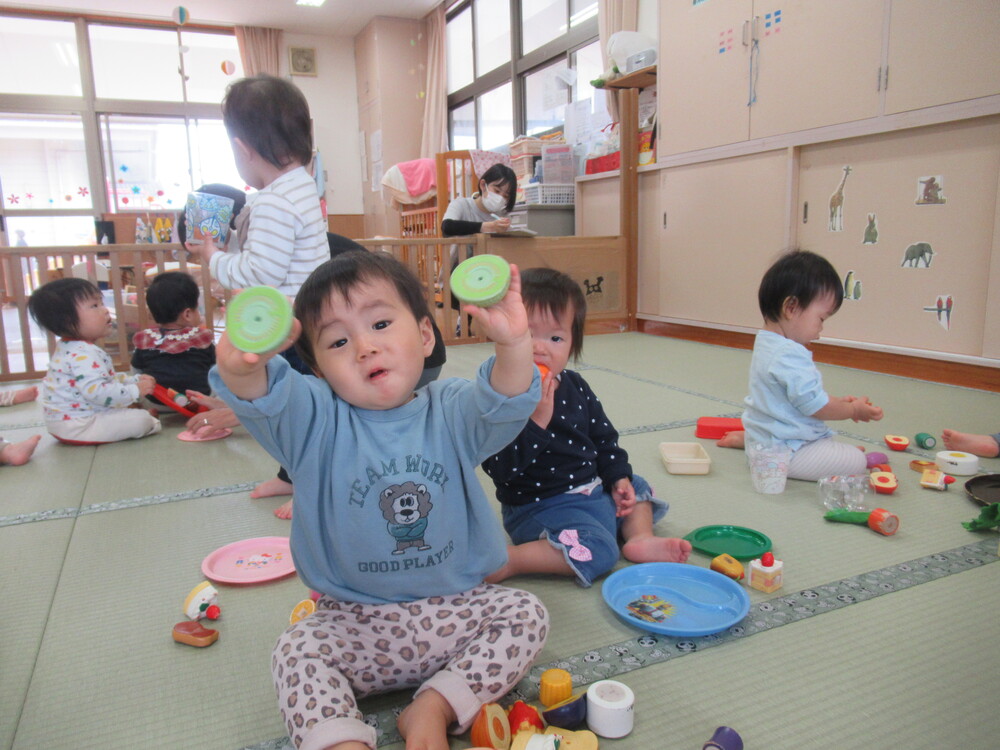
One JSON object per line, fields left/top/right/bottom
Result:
{"left": 137, "top": 374, "right": 155, "bottom": 398}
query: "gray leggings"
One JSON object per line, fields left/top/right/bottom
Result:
{"left": 272, "top": 584, "right": 549, "bottom": 749}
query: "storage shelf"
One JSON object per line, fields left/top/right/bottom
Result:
{"left": 604, "top": 65, "right": 656, "bottom": 90}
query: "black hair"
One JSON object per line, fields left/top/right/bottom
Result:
{"left": 758, "top": 249, "right": 844, "bottom": 323}
{"left": 28, "top": 277, "right": 102, "bottom": 339}
{"left": 222, "top": 75, "right": 312, "bottom": 169}
{"left": 176, "top": 183, "right": 247, "bottom": 244}
{"left": 293, "top": 251, "right": 431, "bottom": 373}
{"left": 479, "top": 163, "right": 518, "bottom": 213}
{"left": 145, "top": 271, "right": 201, "bottom": 325}
{"left": 520, "top": 267, "right": 587, "bottom": 361}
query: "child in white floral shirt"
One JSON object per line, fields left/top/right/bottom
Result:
{"left": 29, "top": 278, "right": 160, "bottom": 444}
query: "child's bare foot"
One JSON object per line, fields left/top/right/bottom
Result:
{"left": 273, "top": 499, "right": 293, "bottom": 520}
{"left": 251, "top": 477, "right": 293, "bottom": 499}
{"left": 1, "top": 434, "right": 42, "bottom": 466}
{"left": 622, "top": 535, "right": 693, "bottom": 564}
{"left": 396, "top": 688, "right": 455, "bottom": 750}
{"left": 716, "top": 430, "right": 745, "bottom": 449}
{"left": 941, "top": 429, "right": 1000, "bottom": 458}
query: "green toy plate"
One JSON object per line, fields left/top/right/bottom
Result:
{"left": 226, "top": 286, "right": 294, "bottom": 354}
{"left": 683, "top": 525, "right": 773, "bottom": 560}
{"left": 450, "top": 254, "right": 511, "bottom": 308}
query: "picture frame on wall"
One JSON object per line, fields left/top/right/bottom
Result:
{"left": 289, "top": 47, "right": 317, "bottom": 77}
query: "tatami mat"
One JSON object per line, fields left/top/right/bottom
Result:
{"left": 2, "top": 333, "right": 997, "bottom": 750}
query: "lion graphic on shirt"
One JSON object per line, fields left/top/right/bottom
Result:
{"left": 379, "top": 481, "right": 433, "bottom": 555}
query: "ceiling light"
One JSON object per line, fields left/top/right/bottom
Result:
{"left": 296, "top": 0, "right": 327, "bottom": 7}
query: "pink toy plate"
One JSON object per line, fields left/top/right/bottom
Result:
{"left": 178, "top": 428, "right": 232, "bottom": 442}
{"left": 201, "top": 536, "right": 295, "bottom": 584}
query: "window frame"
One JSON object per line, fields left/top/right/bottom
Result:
{"left": 445, "top": 0, "right": 598, "bottom": 150}
{"left": 0, "top": 12, "right": 236, "bottom": 241}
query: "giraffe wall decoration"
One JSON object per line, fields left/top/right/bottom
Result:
{"left": 828, "top": 165, "right": 852, "bottom": 232}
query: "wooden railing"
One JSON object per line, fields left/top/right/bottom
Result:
{"left": 0, "top": 244, "right": 220, "bottom": 381}
{"left": 1, "top": 235, "right": 628, "bottom": 382}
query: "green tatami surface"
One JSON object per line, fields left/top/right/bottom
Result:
{"left": 1, "top": 332, "right": 997, "bottom": 750}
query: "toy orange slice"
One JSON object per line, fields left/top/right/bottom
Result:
{"left": 289, "top": 597, "right": 316, "bottom": 625}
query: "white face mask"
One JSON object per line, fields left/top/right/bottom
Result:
{"left": 481, "top": 189, "right": 507, "bottom": 214}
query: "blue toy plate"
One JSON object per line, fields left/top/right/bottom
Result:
{"left": 602, "top": 563, "right": 750, "bottom": 637}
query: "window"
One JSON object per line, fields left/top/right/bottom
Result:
{"left": 0, "top": 16, "right": 82, "bottom": 97}
{"left": 0, "top": 13, "right": 244, "bottom": 247}
{"left": 446, "top": 0, "right": 599, "bottom": 151}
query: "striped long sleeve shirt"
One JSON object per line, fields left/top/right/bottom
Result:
{"left": 210, "top": 166, "right": 327, "bottom": 297}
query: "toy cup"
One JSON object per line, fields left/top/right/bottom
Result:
{"left": 746, "top": 442, "right": 792, "bottom": 494}
{"left": 185, "top": 191, "right": 235, "bottom": 246}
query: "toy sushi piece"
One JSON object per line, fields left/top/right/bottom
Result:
{"left": 450, "top": 254, "right": 511, "bottom": 307}
{"left": 226, "top": 286, "right": 294, "bottom": 354}
{"left": 824, "top": 507, "right": 899, "bottom": 536}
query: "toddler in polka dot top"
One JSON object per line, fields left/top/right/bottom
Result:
{"left": 483, "top": 267, "right": 691, "bottom": 586}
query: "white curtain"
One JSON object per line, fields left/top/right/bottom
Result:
{"left": 420, "top": 3, "right": 449, "bottom": 158}
{"left": 234, "top": 26, "right": 283, "bottom": 77}
{"left": 598, "top": 0, "right": 638, "bottom": 122}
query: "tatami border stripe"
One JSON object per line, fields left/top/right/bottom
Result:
{"left": 0, "top": 482, "right": 262, "bottom": 528}
{"left": 241, "top": 536, "right": 999, "bottom": 750}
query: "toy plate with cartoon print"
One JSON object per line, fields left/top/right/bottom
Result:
{"left": 201, "top": 536, "right": 295, "bottom": 584}
{"left": 602, "top": 562, "right": 750, "bottom": 636}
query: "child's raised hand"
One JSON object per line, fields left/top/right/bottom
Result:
{"left": 216, "top": 316, "right": 301, "bottom": 378}
{"left": 136, "top": 374, "right": 155, "bottom": 397}
{"left": 184, "top": 234, "right": 219, "bottom": 263}
{"left": 611, "top": 477, "right": 637, "bottom": 518}
{"left": 462, "top": 263, "right": 529, "bottom": 347}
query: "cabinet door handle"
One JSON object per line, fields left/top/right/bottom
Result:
{"left": 742, "top": 19, "right": 751, "bottom": 46}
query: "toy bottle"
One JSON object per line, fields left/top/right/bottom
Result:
{"left": 818, "top": 474, "right": 870, "bottom": 511}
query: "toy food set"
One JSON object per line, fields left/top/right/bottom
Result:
{"left": 884, "top": 435, "right": 910, "bottom": 451}
{"left": 920, "top": 469, "right": 955, "bottom": 491}
{"left": 824, "top": 507, "right": 899, "bottom": 536}
{"left": 935, "top": 450, "right": 979, "bottom": 476}
{"left": 171, "top": 620, "right": 219, "bottom": 647}
{"left": 183, "top": 580, "right": 221, "bottom": 620}
{"left": 710, "top": 553, "right": 744, "bottom": 581}
{"left": 869, "top": 471, "right": 898, "bottom": 495}
{"left": 749, "top": 552, "right": 783, "bottom": 593}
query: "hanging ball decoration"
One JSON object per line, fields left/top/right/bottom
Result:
{"left": 221, "top": 60, "right": 236, "bottom": 76}
{"left": 172, "top": 6, "right": 189, "bottom": 25}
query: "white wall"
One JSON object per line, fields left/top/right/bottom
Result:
{"left": 282, "top": 32, "right": 364, "bottom": 215}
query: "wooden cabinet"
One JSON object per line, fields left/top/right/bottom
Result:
{"left": 884, "top": 0, "right": 1000, "bottom": 115}
{"left": 654, "top": 151, "right": 788, "bottom": 325}
{"left": 659, "top": 0, "right": 886, "bottom": 155}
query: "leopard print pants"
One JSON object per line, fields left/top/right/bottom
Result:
{"left": 272, "top": 583, "right": 549, "bottom": 749}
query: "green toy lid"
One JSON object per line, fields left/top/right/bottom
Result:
{"left": 450, "top": 254, "right": 511, "bottom": 308}
{"left": 226, "top": 286, "right": 294, "bottom": 354}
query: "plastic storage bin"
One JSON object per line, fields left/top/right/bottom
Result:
{"left": 659, "top": 442, "right": 712, "bottom": 475}
{"left": 522, "top": 183, "right": 575, "bottom": 205}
